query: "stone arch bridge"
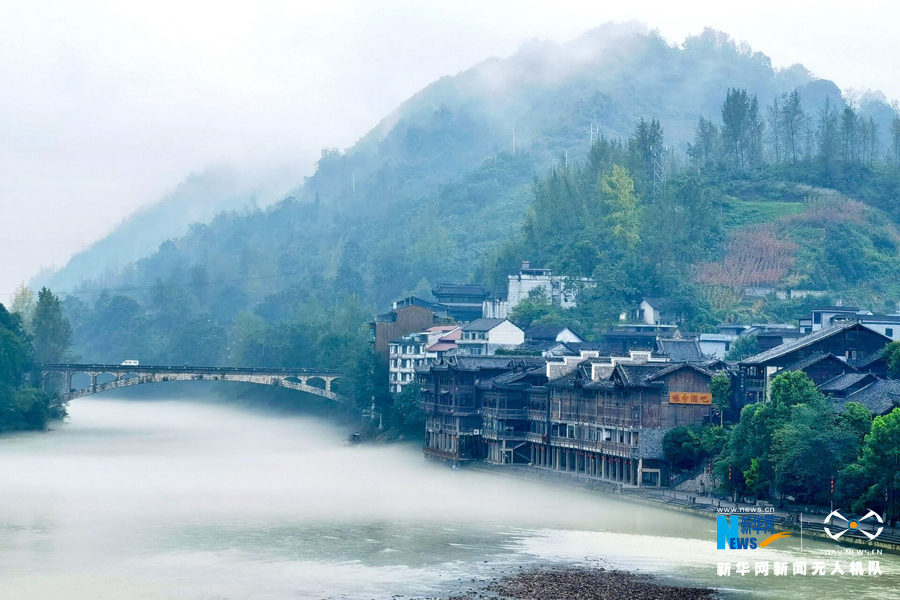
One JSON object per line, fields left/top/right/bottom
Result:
{"left": 34, "top": 363, "right": 348, "bottom": 404}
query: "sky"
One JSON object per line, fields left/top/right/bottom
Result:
{"left": 1, "top": 0, "right": 899, "bottom": 297}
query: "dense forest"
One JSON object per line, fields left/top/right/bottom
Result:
{"left": 0, "top": 289, "right": 71, "bottom": 432}
{"left": 16, "top": 25, "right": 900, "bottom": 418}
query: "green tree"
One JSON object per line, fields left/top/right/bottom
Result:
{"left": 882, "top": 341, "right": 900, "bottom": 378}
{"left": 721, "top": 88, "right": 763, "bottom": 169}
{"left": 850, "top": 408, "right": 900, "bottom": 522}
{"left": 687, "top": 116, "right": 720, "bottom": 170}
{"left": 601, "top": 164, "right": 642, "bottom": 252}
{"left": 509, "top": 287, "right": 564, "bottom": 330}
{"left": 663, "top": 425, "right": 703, "bottom": 471}
{"left": 0, "top": 303, "right": 57, "bottom": 432}
{"left": 31, "top": 288, "right": 72, "bottom": 364}
{"left": 710, "top": 371, "right": 731, "bottom": 426}
{"left": 386, "top": 383, "right": 425, "bottom": 438}
{"left": 10, "top": 283, "right": 35, "bottom": 332}
{"left": 725, "top": 334, "right": 759, "bottom": 361}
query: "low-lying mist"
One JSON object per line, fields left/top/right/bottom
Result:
{"left": 0, "top": 392, "right": 677, "bottom": 534}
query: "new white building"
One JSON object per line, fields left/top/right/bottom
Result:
{"left": 457, "top": 319, "right": 525, "bottom": 356}
{"left": 505, "top": 262, "right": 593, "bottom": 311}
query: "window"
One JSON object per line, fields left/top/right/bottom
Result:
{"left": 814, "top": 312, "right": 821, "bottom": 324}
{"left": 887, "top": 328, "right": 894, "bottom": 338}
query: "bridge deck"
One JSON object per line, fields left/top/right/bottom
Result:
{"left": 35, "top": 363, "right": 341, "bottom": 376}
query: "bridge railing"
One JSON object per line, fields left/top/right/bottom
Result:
{"left": 36, "top": 363, "right": 342, "bottom": 376}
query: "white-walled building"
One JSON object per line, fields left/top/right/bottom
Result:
{"left": 389, "top": 325, "right": 460, "bottom": 394}
{"left": 505, "top": 262, "right": 593, "bottom": 311}
{"left": 457, "top": 319, "right": 525, "bottom": 356}
{"left": 699, "top": 333, "right": 734, "bottom": 359}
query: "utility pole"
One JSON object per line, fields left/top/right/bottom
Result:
{"left": 564, "top": 150, "right": 568, "bottom": 169}
{"left": 352, "top": 171, "right": 356, "bottom": 194}
{"left": 512, "top": 128, "right": 516, "bottom": 154}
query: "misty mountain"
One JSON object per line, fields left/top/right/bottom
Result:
{"left": 41, "top": 23, "right": 900, "bottom": 367}
{"left": 32, "top": 165, "right": 297, "bottom": 294}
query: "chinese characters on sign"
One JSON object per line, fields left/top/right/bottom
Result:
{"left": 716, "top": 561, "right": 883, "bottom": 577}
{"left": 669, "top": 391, "right": 712, "bottom": 405}
{"left": 739, "top": 515, "right": 775, "bottom": 535}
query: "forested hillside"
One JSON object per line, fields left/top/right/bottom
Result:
{"left": 22, "top": 24, "right": 900, "bottom": 411}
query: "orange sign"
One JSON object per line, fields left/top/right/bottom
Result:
{"left": 669, "top": 392, "right": 712, "bottom": 405}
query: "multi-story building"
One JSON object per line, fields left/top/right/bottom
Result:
{"left": 370, "top": 297, "right": 450, "bottom": 373}
{"left": 418, "top": 349, "right": 723, "bottom": 487}
{"left": 457, "top": 318, "right": 525, "bottom": 356}
{"left": 419, "top": 356, "right": 546, "bottom": 463}
{"left": 539, "top": 360, "right": 720, "bottom": 487}
{"left": 506, "top": 261, "right": 594, "bottom": 311}
{"left": 389, "top": 325, "right": 460, "bottom": 394}
{"left": 432, "top": 284, "right": 490, "bottom": 323}
{"left": 738, "top": 322, "right": 891, "bottom": 405}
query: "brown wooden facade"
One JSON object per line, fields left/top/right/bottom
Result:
{"left": 418, "top": 356, "right": 720, "bottom": 487}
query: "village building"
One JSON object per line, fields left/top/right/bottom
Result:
{"left": 457, "top": 318, "right": 525, "bottom": 356}
{"left": 480, "top": 366, "right": 549, "bottom": 465}
{"left": 656, "top": 338, "right": 705, "bottom": 362}
{"left": 370, "top": 297, "right": 451, "bottom": 372}
{"left": 699, "top": 333, "right": 733, "bottom": 359}
{"left": 388, "top": 325, "right": 460, "bottom": 394}
{"left": 525, "top": 325, "right": 585, "bottom": 344}
{"left": 506, "top": 261, "right": 594, "bottom": 311}
{"left": 431, "top": 284, "right": 490, "bottom": 323}
{"left": 738, "top": 322, "right": 891, "bottom": 404}
{"left": 419, "top": 356, "right": 546, "bottom": 463}
{"left": 537, "top": 360, "right": 719, "bottom": 487}
{"left": 417, "top": 340, "right": 725, "bottom": 487}
{"left": 828, "top": 378, "right": 900, "bottom": 416}
{"left": 629, "top": 297, "right": 684, "bottom": 326}
{"left": 425, "top": 326, "right": 461, "bottom": 362}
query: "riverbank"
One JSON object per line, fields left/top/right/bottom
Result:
{"left": 468, "top": 462, "right": 900, "bottom": 554}
{"left": 437, "top": 566, "right": 717, "bottom": 600}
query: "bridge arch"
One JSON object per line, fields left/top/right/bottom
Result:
{"left": 34, "top": 364, "right": 349, "bottom": 405}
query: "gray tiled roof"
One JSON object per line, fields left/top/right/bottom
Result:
{"left": 836, "top": 379, "right": 900, "bottom": 415}
{"left": 647, "top": 362, "right": 714, "bottom": 381}
{"left": 656, "top": 339, "right": 704, "bottom": 362}
{"left": 432, "top": 284, "right": 490, "bottom": 297}
{"left": 852, "top": 351, "right": 887, "bottom": 370}
{"left": 442, "top": 355, "right": 546, "bottom": 371}
{"left": 615, "top": 364, "right": 670, "bottom": 386}
{"left": 784, "top": 352, "right": 854, "bottom": 373}
{"left": 818, "top": 373, "right": 875, "bottom": 393}
{"left": 462, "top": 318, "right": 508, "bottom": 331}
{"left": 741, "top": 322, "right": 888, "bottom": 366}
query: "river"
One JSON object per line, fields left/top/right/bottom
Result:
{"left": 1, "top": 392, "right": 898, "bottom": 599}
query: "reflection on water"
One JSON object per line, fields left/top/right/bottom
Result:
{"left": 1, "top": 394, "right": 898, "bottom": 599}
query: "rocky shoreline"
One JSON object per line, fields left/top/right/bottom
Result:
{"left": 436, "top": 566, "right": 718, "bottom": 600}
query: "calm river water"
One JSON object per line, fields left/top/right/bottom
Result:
{"left": 1, "top": 393, "right": 899, "bottom": 599}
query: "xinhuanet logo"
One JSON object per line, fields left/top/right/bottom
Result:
{"left": 717, "top": 514, "right": 792, "bottom": 550}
